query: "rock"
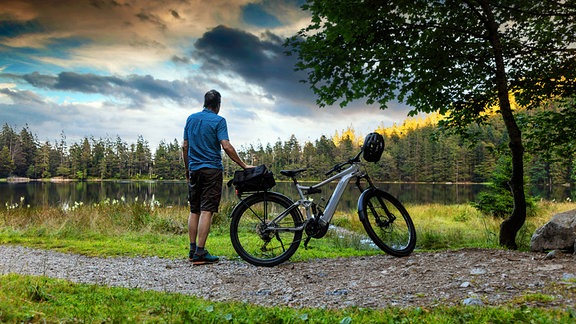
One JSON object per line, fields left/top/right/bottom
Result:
{"left": 462, "top": 297, "right": 484, "bottom": 306}
{"left": 530, "top": 209, "right": 576, "bottom": 252}
{"left": 544, "top": 250, "right": 557, "bottom": 260}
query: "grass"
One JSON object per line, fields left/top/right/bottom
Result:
{"left": 1, "top": 198, "right": 576, "bottom": 322}
{"left": 2, "top": 274, "right": 575, "bottom": 324}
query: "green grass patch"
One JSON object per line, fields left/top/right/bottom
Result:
{"left": 2, "top": 200, "right": 576, "bottom": 259}
{"left": 2, "top": 199, "right": 576, "bottom": 322}
{"left": 1, "top": 274, "right": 575, "bottom": 323}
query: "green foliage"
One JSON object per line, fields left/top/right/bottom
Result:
{"left": 473, "top": 155, "right": 537, "bottom": 218}
{"left": 287, "top": 0, "right": 576, "bottom": 249}
{"left": 287, "top": 1, "right": 576, "bottom": 125}
{"left": 0, "top": 146, "right": 15, "bottom": 177}
{"left": 521, "top": 99, "right": 576, "bottom": 186}
{"left": 522, "top": 99, "right": 576, "bottom": 158}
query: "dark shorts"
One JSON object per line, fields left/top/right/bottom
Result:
{"left": 188, "top": 168, "right": 223, "bottom": 214}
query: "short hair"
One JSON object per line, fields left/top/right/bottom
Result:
{"left": 204, "top": 89, "right": 221, "bottom": 109}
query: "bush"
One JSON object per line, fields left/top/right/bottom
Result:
{"left": 473, "top": 155, "right": 536, "bottom": 218}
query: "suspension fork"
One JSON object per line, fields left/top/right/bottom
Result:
{"left": 356, "top": 176, "right": 395, "bottom": 227}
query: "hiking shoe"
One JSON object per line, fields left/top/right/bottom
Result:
{"left": 191, "top": 251, "right": 219, "bottom": 265}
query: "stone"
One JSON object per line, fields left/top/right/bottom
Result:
{"left": 530, "top": 210, "right": 576, "bottom": 252}
{"left": 544, "top": 250, "right": 557, "bottom": 259}
{"left": 462, "top": 297, "right": 484, "bottom": 306}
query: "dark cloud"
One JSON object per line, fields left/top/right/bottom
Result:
{"left": 171, "top": 55, "right": 190, "bottom": 64}
{"left": 241, "top": 3, "right": 281, "bottom": 28}
{"left": 19, "top": 72, "right": 56, "bottom": 88}
{"left": 193, "top": 25, "right": 315, "bottom": 113}
{"left": 129, "top": 75, "right": 188, "bottom": 100}
{"left": 56, "top": 72, "right": 125, "bottom": 93}
{"left": 0, "top": 87, "right": 46, "bottom": 104}
{"left": 0, "top": 19, "right": 44, "bottom": 38}
{"left": 1, "top": 72, "right": 197, "bottom": 107}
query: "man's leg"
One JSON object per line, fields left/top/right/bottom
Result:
{"left": 191, "top": 169, "right": 221, "bottom": 264}
{"left": 188, "top": 212, "right": 199, "bottom": 259}
{"left": 196, "top": 210, "right": 213, "bottom": 249}
{"left": 192, "top": 210, "right": 219, "bottom": 264}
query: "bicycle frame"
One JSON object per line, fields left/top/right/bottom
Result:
{"left": 230, "top": 146, "right": 417, "bottom": 266}
{"left": 294, "top": 162, "right": 364, "bottom": 227}
{"left": 239, "top": 152, "right": 370, "bottom": 235}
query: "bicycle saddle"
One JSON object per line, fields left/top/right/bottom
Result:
{"left": 280, "top": 168, "right": 307, "bottom": 177}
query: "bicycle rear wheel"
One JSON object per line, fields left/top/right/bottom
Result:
{"left": 358, "top": 188, "right": 416, "bottom": 256}
{"left": 229, "top": 192, "right": 303, "bottom": 267}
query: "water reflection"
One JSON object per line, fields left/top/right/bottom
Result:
{"left": 0, "top": 181, "right": 573, "bottom": 209}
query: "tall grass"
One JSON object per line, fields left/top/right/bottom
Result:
{"left": 2, "top": 197, "right": 575, "bottom": 258}
{"left": 409, "top": 201, "right": 576, "bottom": 251}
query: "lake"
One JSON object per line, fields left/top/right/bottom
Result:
{"left": 0, "top": 180, "right": 572, "bottom": 209}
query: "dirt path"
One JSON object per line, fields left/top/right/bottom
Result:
{"left": 1, "top": 245, "right": 574, "bottom": 309}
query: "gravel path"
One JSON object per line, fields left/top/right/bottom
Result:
{"left": 1, "top": 245, "right": 575, "bottom": 309}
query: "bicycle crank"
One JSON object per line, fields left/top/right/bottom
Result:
{"left": 305, "top": 218, "right": 329, "bottom": 239}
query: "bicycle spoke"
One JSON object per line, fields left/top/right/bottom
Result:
{"left": 360, "top": 189, "right": 416, "bottom": 257}
{"left": 230, "top": 192, "right": 302, "bottom": 267}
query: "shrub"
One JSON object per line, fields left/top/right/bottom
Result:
{"left": 473, "top": 155, "right": 536, "bottom": 218}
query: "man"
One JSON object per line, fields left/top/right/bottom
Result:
{"left": 182, "top": 89, "right": 250, "bottom": 265}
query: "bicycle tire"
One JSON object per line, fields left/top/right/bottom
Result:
{"left": 229, "top": 192, "right": 303, "bottom": 267}
{"left": 358, "top": 188, "right": 416, "bottom": 256}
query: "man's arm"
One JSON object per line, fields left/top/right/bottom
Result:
{"left": 182, "top": 139, "right": 190, "bottom": 182}
{"left": 221, "top": 139, "right": 250, "bottom": 169}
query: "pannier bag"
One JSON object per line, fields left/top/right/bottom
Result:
{"left": 228, "top": 164, "right": 276, "bottom": 193}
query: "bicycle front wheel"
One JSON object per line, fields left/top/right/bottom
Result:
{"left": 358, "top": 188, "right": 416, "bottom": 257}
{"left": 230, "top": 192, "right": 303, "bottom": 267}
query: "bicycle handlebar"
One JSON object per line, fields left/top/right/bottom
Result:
{"left": 324, "top": 149, "right": 363, "bottom": 176}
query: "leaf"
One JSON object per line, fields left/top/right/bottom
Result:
{"left": 340, "top": 316, "right": 352, "bottom": 324}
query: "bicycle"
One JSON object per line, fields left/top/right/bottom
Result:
{"left": 229, "top": 133, "right": 417, "bottom": 267}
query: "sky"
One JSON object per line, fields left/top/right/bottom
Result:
{"left": 0, "top": 0, "right": 412, "bottom": 151}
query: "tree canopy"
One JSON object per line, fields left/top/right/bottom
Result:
{"left": 287, "top": 0, "right": 576, "bottom": 248}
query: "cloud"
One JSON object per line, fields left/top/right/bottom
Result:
{"left": 0, "top": 0, "right": 415, "bottom": 152}
{"left": 0, "top": 89, "right": 188, "bottom": 148}
{"left": 242, "top": 3, "right": 282, "bottom": 28}
{"left": 193, "top": 25, "right": 315, "bottom": 112}
{"left": 1, "top": 71, "right": 202, "bottom": 107}
{"left": 0, "top": 87, "right": 45, "bottom": 105}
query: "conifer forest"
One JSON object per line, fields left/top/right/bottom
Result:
{"left": 0, "top": 113, "right": 574, "bottom": 188}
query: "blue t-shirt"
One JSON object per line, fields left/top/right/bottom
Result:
{"left": 183, "top": 108, "right": 229, "bottom": 171}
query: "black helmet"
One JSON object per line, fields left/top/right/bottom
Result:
{"left": 362, "top": 132, "right": 384, "bottom": 162}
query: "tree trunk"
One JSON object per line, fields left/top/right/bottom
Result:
{"left": 499, "top": 122, "right": 526, "bottom": 250}
{"left": 479, "top": 0, "right": 526, "bottom": 249}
